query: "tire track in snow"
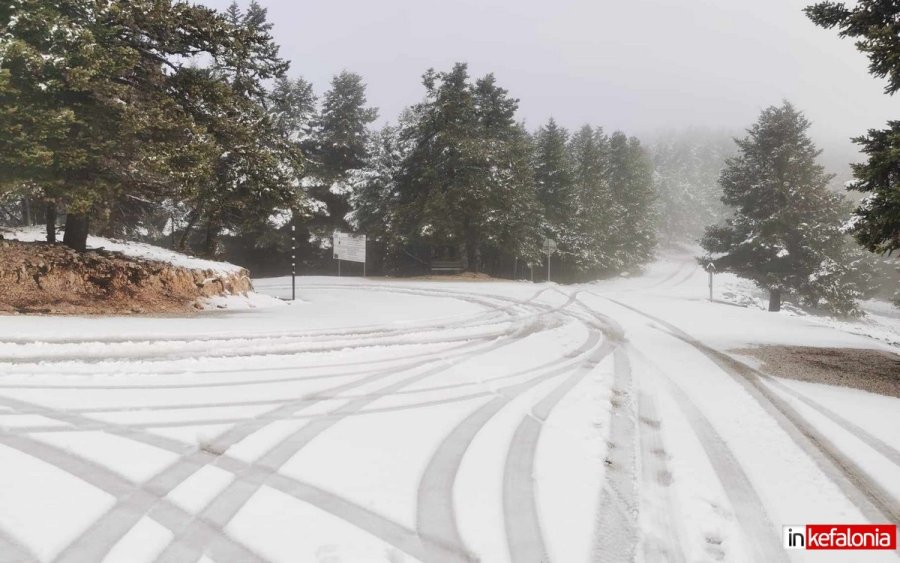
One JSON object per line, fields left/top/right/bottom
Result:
{"left": 147, "top": 290, "right": 578, "bottom": 562}
{"left": 0, "top": 433, "right": 264, "bottom": 563}
{"left": 0, "top": 341, "right": 478, "bottom": 389}
{"left": 155, "top": 306, "right": 571, "bottom": 563}
{"left": 0, "top": 320, "right": 517, "bottom": 365}
{"left": 636, "top": 390, "right": 686, "bottom": 563}
{"left": 0, "top": 392, "right": 443, "bottom": 563}
{"left": 761, "top": 377, "right": 900, "bottom": 469}
{"left": 0, "top": 531, "right": 39, "bottom": 563}
{"left": 52, "top": 336, "right": 508, "bottom": 563}
{"left": 610, "top": 298, "right": 900, "bottom": 525}
{"left": 415, "top": 341, "right": 603, "bottom": 562}
{"left": 0, "top": 284, "right": 542, "bottom": 348}
{"left": 0, "top": 285, "right": 547, "bottom": 368}
{"left": 503, "top": 340, "right": 616, "bottom": 563}
{"left": 591, "top": 348, "right": 639, "bottom": 562}
{"left": 0, "top": 284, "right": 578, "bottom": 561}
{"left": 501, "top": 299, "right": 623, "bottom": 563}
{"left": 626, "top": 345, "right": 788, "bottom": 563}
{"left": 2, "top": 335, "right": 496, "bottom": 562}
{"left": 411, "top": 291, "right": 597, "bottom": 562}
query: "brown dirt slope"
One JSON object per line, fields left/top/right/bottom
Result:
{"left": 0, "top": 239, "right": 251, "bottom": 314}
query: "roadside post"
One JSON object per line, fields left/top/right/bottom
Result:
{"left": 706, "top": 262, "right": 716, "bottom": 301}
{"left": 291, "top": 224, "right": 296, "bottom": 301}
{"left": 543, "top": 238, "right": 557, "bottom": 282}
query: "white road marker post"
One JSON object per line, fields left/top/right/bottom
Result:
{"left": 543, "top": 238, "right": 557, "bottom": 283}
{"left": 706, "top": 262, "right": 716, "bottom": 301}
{"left": 291, "top": 224, "right": 296, "bottom": 301}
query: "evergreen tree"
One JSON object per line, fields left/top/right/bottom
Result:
{"left": 307, "top": 71, "right": 378, "bottom": 238}
{"left": 805, "top": 1, "right": 900, "bottom": 95}
{"left": 191, "top": 0, "right": 297, "bottom": 257}
{"left": 608, "top": 132, "right": 656, "bottom": 270}
{"left": 845, "top": 123, "right": 900, "bottom": 256}
{"left": 0, "top": 0, "right": 229, "bottom": 251}
{"left": 394, "top": 63, "right": 540, "bottom": 273}
{"left": 533, "top": 119, "right": 574, "bottom": 237}
{"left": 472, "top": 75, "right": 543, "bottom": 273}
{"left": 567, "top": 125, "right": 614, "bottom": 274}
{"left": 702, "top": 102, "right": 864, "bottom": 315}
{"left": 395, "top": 63, "right": 484, "bottom": 269}
{"left": 347, "top": 122, "right": 408, "bottom": 273}
{"left": 806, "top": 1, "right": 900, "bottom": 257}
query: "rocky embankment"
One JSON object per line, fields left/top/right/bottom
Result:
{"left": 0, "top": 239, "right": 251, "bottom": 314}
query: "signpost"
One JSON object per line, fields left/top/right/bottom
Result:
{"left": 291, "top": 224, "right": 296, "bottom": 301}
{"left": 706, "top": 262, "right": 716, "bottom": 301}
{"left": 333, "top": 231, "right": 367, "bottom": 277}
{"left": 543, "top": 238, "right": 557, "bottom": 282}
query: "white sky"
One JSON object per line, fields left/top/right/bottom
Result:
{"left": 200, "top": 0, "right": 896, "bottom": 167}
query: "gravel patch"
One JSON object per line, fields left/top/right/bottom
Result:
{"left": 734, "top": 346, "right": 900, "bottom": 398}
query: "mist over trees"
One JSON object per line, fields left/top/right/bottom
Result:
{"left": 648, "top": 129, "right": 735, "bottom": 241}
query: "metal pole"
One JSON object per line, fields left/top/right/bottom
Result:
{"left": 291, "top": 224, "right": 296, "bottom": 301}
{"left": 708, "top": 270, "right": 713, "bottom": 301}
{"left": 547, "top": 250, "right": 551, "bottom": 282}
{"left": 338, "top": 259, "right": 341, "bottom": 277}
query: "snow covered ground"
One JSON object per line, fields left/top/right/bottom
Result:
{"left": 2, "top": 226, "right": 245, "bottom": 277}
{"left": 0, "top": 247, "right": 897, "bottom": 562}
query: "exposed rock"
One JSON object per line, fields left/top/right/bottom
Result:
{"left": 0, "top": 240, "right": 252, "bottom": 315}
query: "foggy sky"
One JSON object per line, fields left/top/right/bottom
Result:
{"left": 200, "top": 0, "right": 896, "bottom": 169}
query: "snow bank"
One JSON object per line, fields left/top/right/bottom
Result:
{"left": 2, "top": 226, "right": 243, "bottom": 276}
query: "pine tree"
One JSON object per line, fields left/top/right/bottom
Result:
{"left": 533, "top": 119, "right": 574, "bottom": 238}
{"left": 395, "top": 63, "right": 484, "bottom": 269}
{"left": 806, "top": 1, "right": 900, "bottom": 257}
{"left": 190, "top": 0, "right": 297, "bottom": 257}
{"left": 393, "top": 63, "right": 540, "bottom": 273}
{"left": 347, "top": 123, "right": 407, "bottom": 273}
{"left": 567, "top": 125, "right": 613, "bottom": 274}
{"left": 307, "top": 71, "right": 378, "bottom": 240}
{"left": 471, "top": 75, "right": 542, "bottom": 273}
{"left": 702, "top": 102, "right": 864, "bottom": 315}
{"left": 608, "top": 132, "right": 656, "bottom": 270}
{"left": 0, "top": 0, "right": 230, "bottom": 251}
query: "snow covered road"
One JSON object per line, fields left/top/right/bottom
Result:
{"left": 0, "top": 251, "right": 898, "bottom": 562}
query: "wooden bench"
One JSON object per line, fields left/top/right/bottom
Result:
{"left": 430, "top": 260, "right": 463, "bottom": 274}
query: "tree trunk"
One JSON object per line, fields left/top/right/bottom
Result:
{"left": 45, "top": 203, "right": 57, "bottom": 244}
{"left": 177, "top": 209, "right": 200, "bottom": 252}
{"left": 464, "top": 233, "right": 479, "bottom": 273}
{"left": 202, "top": 219, "right": 220, "bottom": 258}
{"left": 63, "top": 212, "right": 90, "bottom": 252}
{"left": 21, "top": 198, "right": 32, "bottom": 226}
{"left": 768, "top": 288, "right": 782, "bottom": 312}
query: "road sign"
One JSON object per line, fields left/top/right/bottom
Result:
{"left": 333, "top": 231, "right": 366, "bottom": 263}
{"left": 706, "top": 262, "right": 716, "bottom": 301}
